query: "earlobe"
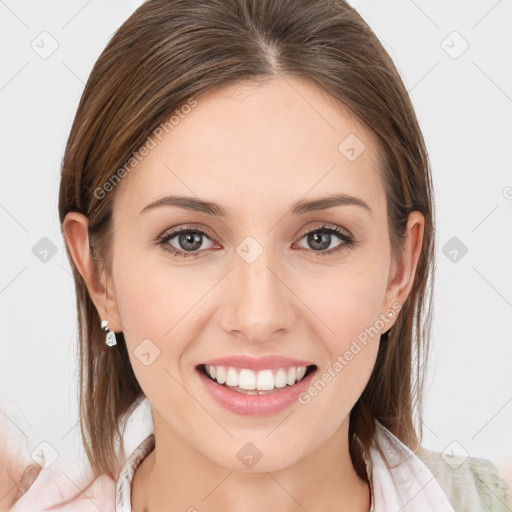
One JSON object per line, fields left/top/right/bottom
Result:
{"left": 62, "top": 212, "right": 122, "bottom": 332}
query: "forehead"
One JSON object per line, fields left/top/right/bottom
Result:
{"left": 115, "top": 76, "right": 385, "bottom": 221}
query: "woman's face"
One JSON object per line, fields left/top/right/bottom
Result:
{"left": 96, "top": 76, "right": 422, "bottom": 471}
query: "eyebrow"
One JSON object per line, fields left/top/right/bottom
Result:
{"left": 139, "top": 193, "right": 372, "bottom": 217}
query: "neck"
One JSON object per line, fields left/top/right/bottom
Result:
{"left": 132, "top": 413, "right": 371, "bottom": 512}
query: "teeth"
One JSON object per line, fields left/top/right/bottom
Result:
{"left": 226, "top": 367, "right": 238, "bottom": 387}
{"left": 286, "top": 367, "right": 297, "bottom": 386}
{"left": 239, "top": 369, "right": 256, "bottom": 390}
{"left": 204, "top": 364, "right": 311, "bottom": 390}
{"left": 215, "top": 366, "right": 226, "bottom": 384}
{"left": 256, "top": 370, "right": 274, "bottom": 390}
{"left": 274, "top": 369, "right": 287, "bottom": 388}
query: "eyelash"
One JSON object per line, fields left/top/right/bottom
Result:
{"left": 156, "top": 223, "right": 356, "bottom": 259}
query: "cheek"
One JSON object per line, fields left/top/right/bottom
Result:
{"left": 295, "top": 251, "right": 389, "bottom": 407}
{"left": 110, "top": 248, "right": 214, "bottom": 398}
{"left": 112, "top": 241, "right": 205, "bottom": 339}
{"left": 305, "top": 256, "right": 390, "bottom": 349}
{"left": 296, "top": 264, "right": 386, "bottom": 429}
{"left": 109, "top": 250, "right": 180, "bottom": 381}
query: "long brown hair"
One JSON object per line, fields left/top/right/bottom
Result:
{"left": 55, "top": 0, "right": 434, "bottom": 482}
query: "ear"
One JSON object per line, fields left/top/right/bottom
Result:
{"left": 62, "top": 212, "right": 123, "bottom": 332}
{"left": 381, "top": 211, "right": 425, "bottom": 331}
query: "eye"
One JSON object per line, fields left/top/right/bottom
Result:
{"left": 156, "top": 226, "right": 216, "bottom": 258}
{"left": 294, "top": 224, "right": 355, "bottom": 255}
{"left": 156, "top": 223, "right": 356, "bottom": 259}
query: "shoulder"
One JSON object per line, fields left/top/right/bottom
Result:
{"left": 416, "top": 446, "right": 512, "bottom": 512}
{"left": 8, "top": 462, "right": 116, "bottom": 512}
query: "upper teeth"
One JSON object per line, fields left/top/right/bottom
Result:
{"left": 204, "top": 365, "right": 308, "bottom": 391}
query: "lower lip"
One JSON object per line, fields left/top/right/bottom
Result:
{"left": 197, "top": 366, "right": 316, "bottom": 416}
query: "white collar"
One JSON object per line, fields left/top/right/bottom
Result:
{"left": 365, "top": 421, "right": 455, "bottom": 511}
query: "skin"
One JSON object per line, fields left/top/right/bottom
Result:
{"left": 63, "top": 76, "right": 424, "bottom": 512}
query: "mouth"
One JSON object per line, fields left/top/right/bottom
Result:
{"left": 194, "top": 355, "right": 319, "bottom": 415}
{"left": 196, "top": 364, "right": 318, "bottom": 415}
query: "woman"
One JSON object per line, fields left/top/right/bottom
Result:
{"left": 6, "top": 0, "right": 510, "bottom": 510}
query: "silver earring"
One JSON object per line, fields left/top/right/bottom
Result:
{"left": 101, "top": 319, "right": 117, "bottom": 347}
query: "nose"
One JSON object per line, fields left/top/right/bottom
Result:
{"left": 219, "top": 248, "right": 295, "bottom": 344}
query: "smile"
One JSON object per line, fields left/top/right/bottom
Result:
{"left": 196, "top": 363, "right": 318, "bottom": 415}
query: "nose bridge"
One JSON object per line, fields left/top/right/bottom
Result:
{"left": 221, "top": 240, "right": 293, "bottom": 342}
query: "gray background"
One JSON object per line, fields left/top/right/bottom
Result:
{"left": 1, "top": 0, "right": 511, "bottom": 484}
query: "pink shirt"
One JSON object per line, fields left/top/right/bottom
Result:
{"left": 9, "top": 421, "right": 464, "bottom": 511}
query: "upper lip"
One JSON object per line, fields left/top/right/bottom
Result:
{"left": 197, "top": 355, "right": 317, "bottom": 371}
